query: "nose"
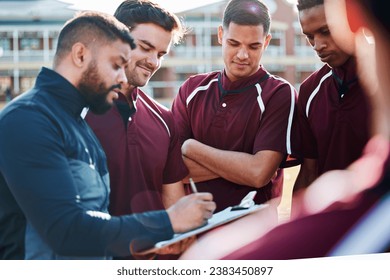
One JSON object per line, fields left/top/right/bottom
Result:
{"left": 236, "top": 47, "right": 249, "bottom": 60}
{"left": 313, "top": 36, "right": 327, "bottom": 52}
{"left": 118, "top": 67, "right": 128, "bottom": 85}
{"left": 146, "top": 53, "right": 159, "bottom": 69}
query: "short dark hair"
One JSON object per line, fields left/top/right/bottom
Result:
{"left": 222, "top": 0, "right": 271, "bottom": 35}
{"left": 54, "top": 11, "right": 135, "bottom": 63}
{"left": 114, "top": 0, "right": 186, "bottom": 44}
{"left": 296, "top": 0, "right": 324, "bottom": 11}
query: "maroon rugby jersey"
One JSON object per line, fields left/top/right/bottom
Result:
{"left": 85, "top": 89, "right": 188, "bottom": 216}
{"left": 172, "top": 66, "right": 299, "bottom": 211}
{"left": 297, "top": 58, "right": 371, "bottom": 175}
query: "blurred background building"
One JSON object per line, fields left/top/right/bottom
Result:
{"left": 0, "top": 0, "right": 321, "bottom": 106}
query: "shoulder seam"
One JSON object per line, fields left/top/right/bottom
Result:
{"left": 186, "top": 78, "right": 219, "bottom": 107}
{"left": 138, "top": 95, "right": 171, "bottom": 137}
{"left": 306, "top": 70, "right": 333, "bottom": 118}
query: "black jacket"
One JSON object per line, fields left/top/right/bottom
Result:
{"left": 0, "top": 67, "right": 173, "bottom": 259}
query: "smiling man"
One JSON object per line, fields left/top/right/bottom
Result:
{"left": 292, "top": 0, "right": 371, "bottom": 195}
{"left": 84, "top": 0, "right": 191, "bottom": 259}
{"left": 171, "top": 0, "right": 300, "bottom": 213}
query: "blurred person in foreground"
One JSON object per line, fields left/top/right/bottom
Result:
{"left": 85, "top": 0, "right": 191, "bottom": 259}
{"left": 0, "top": 11, "right": 215, "bottom": 260}
{"left": 292, "top": 0, "right": 371, "bottom": 196}
{"left": 180, "top": 0, "right": 390, "bottom": 260}
{"left": 172, "top": 0, "right": 300, "bottom": 214}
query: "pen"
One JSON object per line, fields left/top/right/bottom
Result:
{"left": 189, "top": 177, "right": 198, "bottom": 193}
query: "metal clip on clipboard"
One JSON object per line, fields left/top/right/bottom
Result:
{"left": 231, "top": 191, "right": 257, "bottom": 211}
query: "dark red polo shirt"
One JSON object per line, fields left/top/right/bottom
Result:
{"left": 172, "top": 66, "right": 299, "bottom": 211}
{"left": 85, "top": 89, "right": 188, "bottom": 216}
{"left": 297, "top": 58, "right": 371, "bottom": 175}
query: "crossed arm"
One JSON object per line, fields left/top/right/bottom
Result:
{"left": 181, "top": 139, "right": 284, "bottom": 188}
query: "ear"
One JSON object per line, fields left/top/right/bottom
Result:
{"left": 264, "top": 33, "right": 272, "bottom": 49}
{"left": 345, "top": 0, "right": 368, "bottom": 32}
{"left": 71, "top": 42, "right": 88, "bottom": 68}
{"left": 217, "top": 25, "right": 223, "bottom": 45}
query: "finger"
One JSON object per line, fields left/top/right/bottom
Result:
{"left": 195, "top": 192, "right": 213, "bottom": 201}
{"left": 204, "top": 201, "right": 216, "bottom": 213}
{"left": 181, "top": 237, "right": 196, "bottom": 251}
{"left": 158, "top": 244, "right": 179, "bottom": 255}
{"left": 168, "top": 244, "right": 182, "bottom": 255}
{"left": 204, "top": 209, "right": 214, "bottom": 219}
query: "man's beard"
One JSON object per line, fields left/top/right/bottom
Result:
{"left": 78, "top": 60, "right": 121, "bottom": 115}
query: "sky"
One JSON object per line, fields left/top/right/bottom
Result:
{"left": 59, "top": 0, "right": 224, "bottom": 13}
{"left": 60, "top": 0, "right": 297, "bottom": 14}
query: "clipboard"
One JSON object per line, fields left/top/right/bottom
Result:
{"left": 137, "top": 193, "right": 268, "bottom": 255}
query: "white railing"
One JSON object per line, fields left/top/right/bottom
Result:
{"left": 0, "top": 49, "right": 55, "bottom": 63}
{"left": 295, "top": 45, "right": 314, "bottom": 57}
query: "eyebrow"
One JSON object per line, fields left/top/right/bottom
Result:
{"left": 227, "top": 38, "right": 263, "bottom": 47}
{"left": 139, "top": 39, "right": 155, "bottom": 48}
{"left": 249, "top": 42, "right": 263, "bottom": 47}
{"left": 118, "top": 54, "right": 130, "bottom": 64}
{"left": 304, "top": 24, "right": 329, "bottom": 36}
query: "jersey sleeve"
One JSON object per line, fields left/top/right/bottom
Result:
{"left": 162, "top": 111, "right": 189, "bottom": 184}
{"left": 171, "top": 79, "right": 194, "bottom": 145}
{"left": 254, "top": 82, "right": 299, "bottom": 159}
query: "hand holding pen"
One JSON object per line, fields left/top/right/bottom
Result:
{"left": 165, "top": 177, "right": 215, "bottom": 232}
